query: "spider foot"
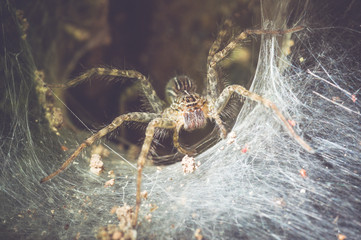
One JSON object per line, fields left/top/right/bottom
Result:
{"left": 186, "top": 149, "right": 197, "bottom": 156}
{"left": 178, "top": 147, "right": 197, "bottom": 156}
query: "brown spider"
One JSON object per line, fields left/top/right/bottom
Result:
{"left": 40, "top": 23, "right": 314, "bottom": 227}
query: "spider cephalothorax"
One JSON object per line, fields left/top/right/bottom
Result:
{"left": 41, "top": 23, "right": 313, "bottom": 228}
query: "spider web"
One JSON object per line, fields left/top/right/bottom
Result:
{"left": 1, "top": 0, "right": 361, "bottom": 239}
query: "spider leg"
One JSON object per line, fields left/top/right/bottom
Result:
{"left": 244, "top": 26, "right": 304, "bottom": 36}
{"left": 206, "top": 19, "right": 232, "bottom": 99}
{"left": 40, "top": 112, "right": 159, "bottom": 183}
{"left": 133, "top": 118, "right": 175, "bottom": 227}
{"left": 215, "top": 85, "right": 315, "bottom": 153}
{"left": 172, "top": 126, "right": 197, "bottom": 155}
{"left": 213, "top": 114, "right": 228, "bottom": 139}
{"left": 63, "top": 68, "right": 166, "bottom": 113}
{"left": 207, "top": 19, "right": 232, "bottom": 64}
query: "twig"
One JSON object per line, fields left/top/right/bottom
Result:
{"left": 313, "top": 91, "right": 361, "bottom": 116}
{"left": 307, "top": 69, "right": 353, "bottom": 97}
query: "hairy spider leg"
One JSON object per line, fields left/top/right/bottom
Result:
{"left": 64, "top": 68, "right": 166, "bottom": 113}
{"left": 212, "top": 114, "right": 228, "bottom": 139}
{"left": 206, "top": 19, "right": 232, "bottom": 99}
{"left": 172, "top": 125, "right": 197, "bottom": 155}
{"left": 133, "top": 118, "right": 176, "bottom": 227}
{"left": 207, "top": 19, "right": 233, "bottom": 63}
{"left": 214, "top": 85, "right": 315, "bottom": 153}
{"left": 40, "top": 112, "right": 159, "bottom": 183}
{"left": 244, "top": 25, "right": 304, "bottom": 36}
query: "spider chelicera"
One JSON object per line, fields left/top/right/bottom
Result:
{"left": 40, "top": 22, "right": 314, "bottom": 227}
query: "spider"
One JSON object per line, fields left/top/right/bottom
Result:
{"left": 40, "top": 22, "right": 314, "bottom": 227}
